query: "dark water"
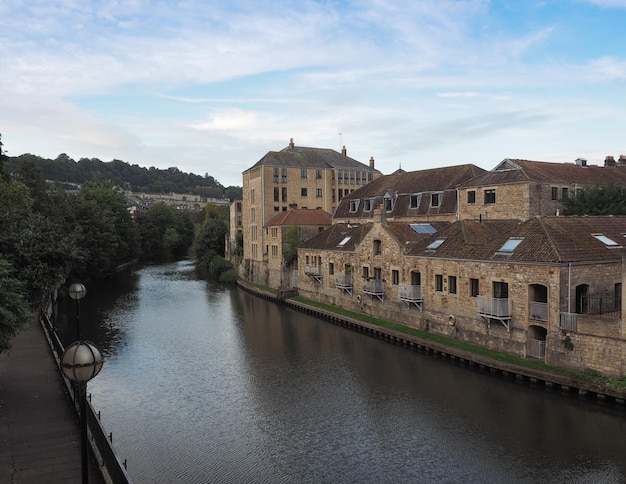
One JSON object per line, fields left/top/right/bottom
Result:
{"left": 56, "top": 261, "right": 626, "bottom": 483}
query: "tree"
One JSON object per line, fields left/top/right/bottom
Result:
{"left": 563, "top": 184, "right": 626, "bottom": 216}
{"left": 137, "top": 203, "right": 194, "bottom": 260}
{"left": 284, "top": 223, "right": 301, "bottom": 266}
{"left": 0, "top": 258, "right": 31, "bottom": 353}
{"left": 0, "top": 133, "right": 9, "bottom": 182}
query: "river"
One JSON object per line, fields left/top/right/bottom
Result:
{"left": 55, "top": 260, "right": 626, "bottom": 483}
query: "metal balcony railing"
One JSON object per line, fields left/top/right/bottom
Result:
{"left": 335, "top": 274, "right": 353, "bottom": 289}
{"left": 399, "top": 284, "right": 423, "bottom": 310}
{"left": 559, "top": 312, "right": 578, "bottom": 332}
{"left": 529, "top": 339, "right": 546, "bottom": 359}
{"left": 528, "top": 301, "right": 548, "bottom": 322}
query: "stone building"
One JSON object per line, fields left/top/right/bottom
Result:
{"left": 241, "top": 138, "right": 381, "bottom": 284}
{"left": 333, "top": 164, "right": 485, "bottom": 223}
{"left": 264, "top": 208, "right": 331, "bottom": 289}
{"left": 298, "top": 212, "right": 626, "bottom": 377}
{"left": 457, "top": 158, "right": 626, "bottom": 221}
{"left": 226, "top": 199, "right": 243, "bottom": 262}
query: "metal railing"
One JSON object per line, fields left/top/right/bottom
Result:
{"left": 304, "top": 265, "right": 321, "bottom": 275}
{"left": 559, "top": 312, "right": 578, "bottom": 332}
{"left": 528, "top": 301, "right": 548, "bottom": 321}
{"left": 40, "top": 310, "right": 133, "bottom": 484}
{"left": 335, "top": 274, "right": 353, "bottom": 288}
{"left": 476, "top": 296, "right": 511, "bottom": 318}
{"left": 529, "top": 339, "right": 546, "bottom": 359}
{"left": 363, "top": 280, "right": 384, "bottom": 295}
{"left": 399, "top": 284, "right": 422, "bottom": 301}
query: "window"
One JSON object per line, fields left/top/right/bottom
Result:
{"left": 301, "top": 188, "right": 308, "bottom": 197}
{"left": 273, "top": 167, "right": 279, "bottom": 183}
{"left": 470, "top": 278, "right": 479, "bottom": 297}
{"left": 282, "top": 187, "right": 287, "bottom": 202}
{"left": 338, "top": 236, "right": 351, "bottom": 247}
{"left": 448, "top": 276, "right": 457, "bottom": 294}
{"left": 498, "top": 237, "right": 523, "bottom": 253}
{"left": 273, "top": 187, "right": 279, "bottom": 202}
{"left": 551, "top": 187, "right": 558, "bottom": 200}
{"left": 562, "top": 187, "right": 569, "bottom": 199}
{"left": 364, "top": 198, "right": 374, "bottom": 211}
{"left": 274, "top": 206, "right": 279, "bottom": 211}
{"left": 374, "top": 239, "right": 382, "bottom": 255}
{"left": 593, "top": 234, "right": 621, "bottom": 248}
{"left": 484, "top": 189, "right": 496, "bottom": 204}
{"left": 271, "top": 227, "right": 278, "bottom": 237}
{"left": 250, "top": 189, "right": 255, "bottom": 203}
{"left": 374, "top": 267, "right": 382, "bottom": 280}
{"left": 282, "top": 206, "right": 287, "bottom": 211}
{"left": 316, "top": 169, "right": 322, "bottom": 179}
{"left": 384, "top": 197, "right": 393, "bottom": 211}
{"left": 368, "top": 172, "right": 373, "bottom": 182}
{"left": 493, "top": 281, "right": 509, "bottom": 299}
{"left": 338, "top": 189, "right": 343, "bottom": 200}
{"left": 329, "top": 262, "right": 334, "bottom": 275}
{"left": 350, "top": 172, "right": 355, "bottom": 185}
{"left": 430, "top": 192, "right": 443, "bottom": 207}
{"left": 271, "top": 245, "right": 278, "bottom": 256}
{"left": 349, "top": 199, "right": 359, "bottom": 212}
{"left": 281, "top": 168, "right": 287, "bottom": 182}
{"left": 468, "top": 190, "right": 476, "bottom": 204}
{"left": 435, "top": 274, "right": 443, "bottom": 292}
{"left": 362, "top": 266, "right": 369, "bottom": 279}
{"left": 410, "top": 193, "right": 422, "bottom": 209}
{"left": 392, "top": 270, "right": 399, "bottom": 285}
{"left": 301, "top": 168, "right": 308, "bottom": 178}
{"left": 338, "top": 172, "right": 343, "bottom": 184}
{"left": 426, "top": 238, "right": 446, "bottom": 250}
{"left": 409, "top": 223, "right": 437, "bottom": 234}
{"left": 356, "top": 172, "right": 361, "bottom": 185}
{"left": 316, "top": 188, "right": 322, "bottom": 198}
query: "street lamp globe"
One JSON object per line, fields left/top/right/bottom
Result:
{"left": 61, "top": 341, "right": 104, "bottom": 383}
{"left": 69, "top": 283, "right": 87, "bottom": 301}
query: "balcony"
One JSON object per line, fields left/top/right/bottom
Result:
{"left": 528, "top": 301, "right": 548, "bottom": 322}
{"left": 477, "top": 296, "right": 511, "bottom": 331}
{"left": 399, "top": 284, "right": 423, "bottom": 310}
{"left": 335, "top": 274, "right": 353, "bottom": 295}
{"left": 304, "top": 265, "right": 322, "bottom": 284}
{"left": 363, "top": 280, "right": 385, "bottom": 302}
{"left": 559, "top": 312, "right": 578, "bottom": 332}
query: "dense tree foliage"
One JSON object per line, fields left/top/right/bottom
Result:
{"left": 0, "top": 258, "right": 31, "bottom": 352}
{"left": 195, "top": 203, "right": 236, "bottom": 282}
{"left": 284, "top": 224, "right": 302, "bottom": 265}
{"left": 6, "top": 152, "right": 242, "bottom": 200}
{"left": 137, "top": 203, "right": 194, "bottom": 260}
{"left": 563, "top": 184, "right": 626, "bottom": 216}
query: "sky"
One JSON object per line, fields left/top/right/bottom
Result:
{"left": 2, "top": 0, "right": 626, "bottom": 188}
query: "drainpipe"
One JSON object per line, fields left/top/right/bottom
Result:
{"left": 568, "top": 263, "right": 571, "bottom": 314}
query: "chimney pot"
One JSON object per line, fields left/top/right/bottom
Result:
{"left": 369, "top": 156, "right": 375, "bottom": 169}
{"left": 342, "top": 145, "right": 347, "bottom": 156}
{"left": 605, "top": 155, "right": 616, "bottom": 167}
{"left": 289, "top": 138, "right": 294, "bottom": 150}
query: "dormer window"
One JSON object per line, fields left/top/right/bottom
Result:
{"left": 364, "top": 198, "right": 374, "bottom": 211}
{"left": 410, "top": 193, "right": 422, "bottom": 209}
{"left": 430, "top": 192, "right": 443, "bottom": 208}
{"left": 383, "top": 191, "right": 396, "bottom": 212}
{"left": 349, "top": 199, "right": 360, "bottom": 212}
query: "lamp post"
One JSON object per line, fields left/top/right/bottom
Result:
{"left": 63, "top": 283, "right": 103, "bottom": 484}
{"left": 68, "top": 282, "right": 87, "bottom": 340}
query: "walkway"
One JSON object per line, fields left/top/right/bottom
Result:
{"left": 0, "top": 317, "right": 103, "bottom": 483}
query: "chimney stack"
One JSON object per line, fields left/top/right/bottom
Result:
{"left": 618, "top": 155, "right": 626, "bottom": 166}
{"left": 289, "top": 138, "right": 294, "bottom": 150}
{"left": 342, "top": 145, "right": 347, "bottom": 156}
{"left": 369, "top": 156, "right": 375, "bottom": 169}
{"left": 605, "top": 155, "right": 616, "bottom": 167}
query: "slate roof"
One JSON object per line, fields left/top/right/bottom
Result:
{"left": 244, "top": 142, "right": 380, "bottom": 172}
{"left": 406, "top": 216, "right": 626, "bottom": 264}
{"left": 459, "top": 159, "right": 626, "bottom": 188}
{"left": 334, "top": 164, "right": 486, "bottom": 219}
{"left": 265, "top": 208, "right": 331, "bottom": 227}
{"left": 299, "top": 223, "right": 373, "bottom": 252}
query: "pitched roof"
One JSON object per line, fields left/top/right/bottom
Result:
{"left": 405, "top": 216, "right": 626, "bottom": 263}
{"left": 459, "top": 159, "right": 626, "bottom": 188}
{"left": 265, "top": 208, "right": 332, "bottom": 227}
{"left": 244, "top": 141, "right": 381, "bottom": 173}
{"left": 299, "top": 223, "right": 373, "bottom": 252}
{"left": 334, "top": 164, "right": 485, "bottom": 219}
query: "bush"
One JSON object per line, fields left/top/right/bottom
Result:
{"left": 219, "top": 268, "right": 238, "bottom": 284}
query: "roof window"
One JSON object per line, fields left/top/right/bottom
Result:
{"left": 593, "top": 234, "right": 621, "bottom": 248}
{"left": 409, "top": 223, "right": 437, "bottom": 234}
{"left": 426, "top": 238, "right": 446, "bottom": 250}
{"left": 338, "top": 236, "right": 352, "bottom": 247}
{"left": 498, "top": 237, "right": 524, "bottom": 253}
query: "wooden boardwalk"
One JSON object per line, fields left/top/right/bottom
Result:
{"left": 0, "top": 318, "right": 103, "bottom": 483}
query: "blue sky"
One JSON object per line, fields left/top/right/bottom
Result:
{"left": 2, "top": 0, "right": 626, "bottom": 187}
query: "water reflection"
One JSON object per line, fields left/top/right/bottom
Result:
{"left": 60, "top": 262, "right": 626, "bottom": 484}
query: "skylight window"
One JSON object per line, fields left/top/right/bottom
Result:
{"left": 498, "top": 237, "right": 523, "bottom": 253}
{"left": 409, "top": 223, "right": 437, "bottom": 234}
{"left": 426, "top": 238, "right": 446, "bottom": 250}
{"left": 593, "top": 234, "right": 621, "bottom": 248}
{"left": 338, "top": 236, "right": 352, "bottom": 247}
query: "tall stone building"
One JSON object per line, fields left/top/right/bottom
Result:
{"left": 241, "top": 138, "right": 381, "bottom": 284}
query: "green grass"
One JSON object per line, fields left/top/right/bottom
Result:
{"left": 291, "top": 295, "right": 626, "bottom": 392}
{"left": 238, "top": 278, "right": 278, "bottom": 294}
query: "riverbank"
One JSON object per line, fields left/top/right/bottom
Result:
{"left": 237, "top": 278, "right": 626, "bottom": 407}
